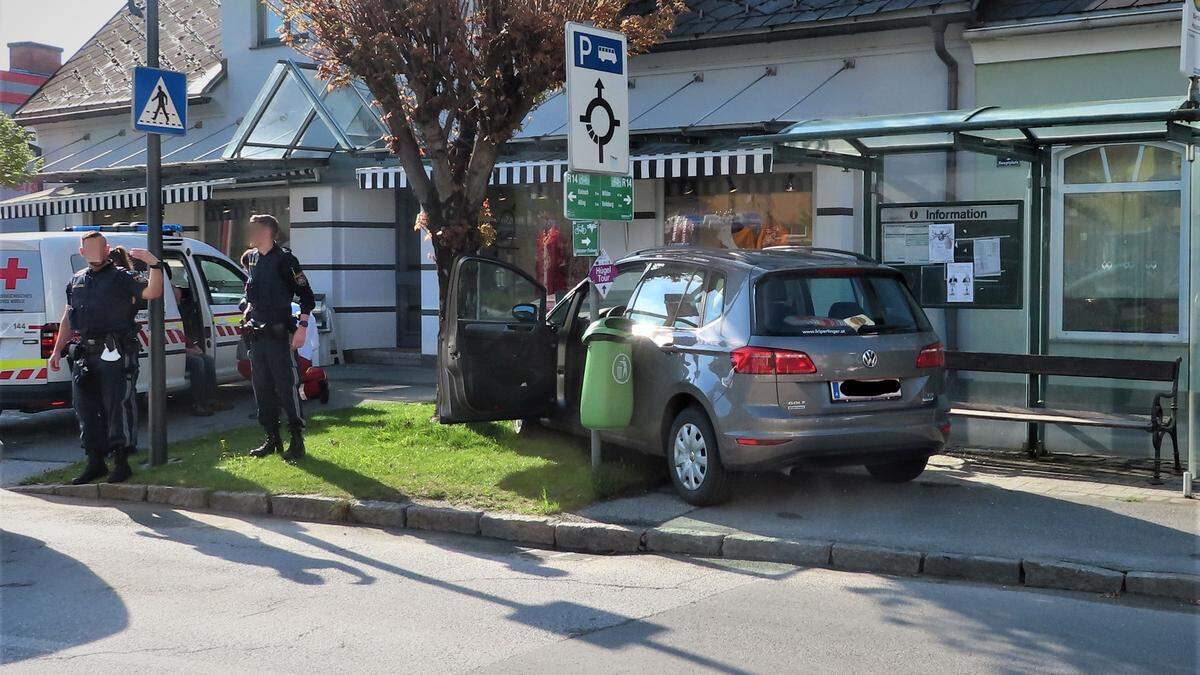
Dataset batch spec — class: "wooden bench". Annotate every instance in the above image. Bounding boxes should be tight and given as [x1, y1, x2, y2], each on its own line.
[945, 351, 1181, 483]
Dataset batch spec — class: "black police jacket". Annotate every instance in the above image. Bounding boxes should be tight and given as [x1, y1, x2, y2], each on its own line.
[240, 245, 316, 325]
[65, 262, 147, 336]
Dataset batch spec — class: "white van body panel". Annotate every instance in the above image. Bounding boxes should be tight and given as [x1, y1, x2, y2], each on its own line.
[0, 231, 247, 412]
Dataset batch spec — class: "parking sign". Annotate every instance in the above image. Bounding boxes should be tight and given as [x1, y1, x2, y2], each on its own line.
[566, 22, 629, 176]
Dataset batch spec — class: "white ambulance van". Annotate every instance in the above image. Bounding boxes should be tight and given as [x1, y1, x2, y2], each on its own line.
[0, 225, 248, 414]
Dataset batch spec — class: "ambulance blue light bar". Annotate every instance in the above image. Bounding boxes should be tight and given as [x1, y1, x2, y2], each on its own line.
[64, 224, 183, 234]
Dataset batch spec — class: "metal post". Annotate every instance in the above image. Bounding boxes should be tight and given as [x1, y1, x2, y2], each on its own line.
[1187, 136, 1198, 497]
[589, 280, 601, 470]
[146, 0, 167, 466]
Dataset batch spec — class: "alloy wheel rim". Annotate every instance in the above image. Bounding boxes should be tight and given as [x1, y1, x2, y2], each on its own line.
[673, 423, 708, 490]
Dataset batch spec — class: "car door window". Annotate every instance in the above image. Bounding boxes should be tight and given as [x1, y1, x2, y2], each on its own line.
[457, 258, 541, 321]
[626, 265, 699, 327]
[672, 272, 706, 328]
[195, 256, 247, 306]
[701, 274, 726, 325]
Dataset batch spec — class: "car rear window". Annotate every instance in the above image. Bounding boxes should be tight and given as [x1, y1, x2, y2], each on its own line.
[754, 271, 931, 336]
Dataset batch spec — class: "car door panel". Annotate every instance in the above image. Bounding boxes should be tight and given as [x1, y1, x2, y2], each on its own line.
[438, 257, 556, 423]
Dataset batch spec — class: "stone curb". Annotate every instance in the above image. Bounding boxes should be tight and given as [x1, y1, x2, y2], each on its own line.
[97, 483, 147, 502]
[1023, 559, 1125, 595]
[833, 543, 923, 577]
[644, 527, 725, 557]
[555, 522, 643, 554]
[9, 484, 1199, 604]
[480, 513, 556, 547]
[146, 486, 211, 509]
[406, 505, 482, 536]
[923, 552, 1021, 586]
[349, 500, 408, 528]
[209, 490, 270, 515]
[271, 495, 350, 522]
[721, 533, 831, 567]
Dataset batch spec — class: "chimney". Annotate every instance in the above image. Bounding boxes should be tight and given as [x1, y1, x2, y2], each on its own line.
[8, 42, 63, 77]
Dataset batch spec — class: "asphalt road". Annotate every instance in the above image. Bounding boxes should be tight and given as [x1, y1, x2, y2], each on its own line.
[2, 491, 1195, 674]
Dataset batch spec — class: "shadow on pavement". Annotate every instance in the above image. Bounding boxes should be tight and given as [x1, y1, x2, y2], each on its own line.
[842, 576, 1197, 672]
[0, 530, 129, 664]
[122, 506, 375, 586]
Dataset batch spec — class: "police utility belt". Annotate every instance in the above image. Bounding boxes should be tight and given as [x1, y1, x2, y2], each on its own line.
[68, 332, 137, 360]
[241, 319, 295, 341]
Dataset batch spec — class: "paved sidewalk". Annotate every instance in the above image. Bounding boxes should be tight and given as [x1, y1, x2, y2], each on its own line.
[580, 452, 1199, 576]
[0, 363, 435, 486]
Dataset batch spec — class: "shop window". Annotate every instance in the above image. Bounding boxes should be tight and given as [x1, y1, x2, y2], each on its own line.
[1053, 143, 1187, 342]
[664, 173, 812, 250]
[204, 196, 291, 256]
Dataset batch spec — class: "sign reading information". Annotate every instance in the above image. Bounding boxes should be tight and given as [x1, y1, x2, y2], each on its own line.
[563, 171, 633, 221]
[1183, 0, 1200, 77]
[572, 221, 600, 256]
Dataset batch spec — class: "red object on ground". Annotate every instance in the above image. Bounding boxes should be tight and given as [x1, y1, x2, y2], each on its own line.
[237, 355, 329, 403]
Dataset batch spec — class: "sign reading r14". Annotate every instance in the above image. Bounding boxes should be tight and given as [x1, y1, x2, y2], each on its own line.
[563, 172, 633, 222]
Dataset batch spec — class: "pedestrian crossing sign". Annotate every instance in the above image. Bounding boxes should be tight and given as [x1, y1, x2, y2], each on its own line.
[132, 66, 187, 135]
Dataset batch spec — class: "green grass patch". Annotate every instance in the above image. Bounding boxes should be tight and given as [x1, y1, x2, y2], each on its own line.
[30, 402, 664, 515]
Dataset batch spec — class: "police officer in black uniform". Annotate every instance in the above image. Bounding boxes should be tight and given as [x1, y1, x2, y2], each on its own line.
[48, 231, 164, 484]
[240, 214, 315, 461]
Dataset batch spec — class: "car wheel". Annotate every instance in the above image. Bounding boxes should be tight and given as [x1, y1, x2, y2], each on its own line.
[865, 455, 928, 483]
[667, 406, 731, 506]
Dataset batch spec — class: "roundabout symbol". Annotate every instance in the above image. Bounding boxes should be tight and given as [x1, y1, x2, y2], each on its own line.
[579, 79, 621, 164]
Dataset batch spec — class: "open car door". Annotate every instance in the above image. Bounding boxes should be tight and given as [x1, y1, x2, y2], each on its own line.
[437, 256, 557, 423]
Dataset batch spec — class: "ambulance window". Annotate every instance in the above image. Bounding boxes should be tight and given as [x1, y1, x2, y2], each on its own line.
[196, 256, 247, 306]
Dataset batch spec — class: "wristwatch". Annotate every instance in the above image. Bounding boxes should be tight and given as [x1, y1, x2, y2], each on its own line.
[298, 320, 309, 328]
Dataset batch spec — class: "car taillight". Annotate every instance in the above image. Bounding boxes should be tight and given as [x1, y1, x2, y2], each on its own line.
[916, 342, 944, 369]
[731, 346, 817, 375]
[36, 324, 58, 359]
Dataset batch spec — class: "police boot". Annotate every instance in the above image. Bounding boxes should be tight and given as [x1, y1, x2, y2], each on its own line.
[71, 451, 109, 485]
[249, 429, 282, 458]
[108, 448, 134, 484]
[282, 427, 306, 462]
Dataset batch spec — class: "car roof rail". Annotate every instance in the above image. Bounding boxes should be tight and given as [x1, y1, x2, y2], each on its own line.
[763, 245, 877, 263]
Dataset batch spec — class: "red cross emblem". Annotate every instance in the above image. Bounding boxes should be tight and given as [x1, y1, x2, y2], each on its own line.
[0, 257, 29, 290]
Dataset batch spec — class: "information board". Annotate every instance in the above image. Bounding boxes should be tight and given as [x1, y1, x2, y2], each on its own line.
[878, 201, 1024, 310]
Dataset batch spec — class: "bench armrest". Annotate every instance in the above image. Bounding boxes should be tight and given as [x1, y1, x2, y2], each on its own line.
[1151, 391, 1177, 430]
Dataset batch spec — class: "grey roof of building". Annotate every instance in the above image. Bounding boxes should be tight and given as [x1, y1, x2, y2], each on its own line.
[14, 0, 223, 121]
[978, 0, 1180, 22]
[654, 0, 965, 39]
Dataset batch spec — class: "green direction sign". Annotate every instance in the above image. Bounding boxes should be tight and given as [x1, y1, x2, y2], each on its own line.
[572, 221, 599, 256]
[563, 171, 633, 222]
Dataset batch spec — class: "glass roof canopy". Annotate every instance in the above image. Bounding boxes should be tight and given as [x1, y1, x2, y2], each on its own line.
[224, 60, 388, 160]
[741, 96, 1200, 169]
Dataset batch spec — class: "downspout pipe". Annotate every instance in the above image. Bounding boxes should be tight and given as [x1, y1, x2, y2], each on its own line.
[932, 19, 961, 357]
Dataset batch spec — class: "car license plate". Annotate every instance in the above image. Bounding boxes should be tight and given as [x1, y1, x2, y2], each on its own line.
[830, 379, 902, 402]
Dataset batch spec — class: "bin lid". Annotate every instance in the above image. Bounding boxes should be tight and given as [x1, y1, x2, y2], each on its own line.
[582, 316, 633, 343]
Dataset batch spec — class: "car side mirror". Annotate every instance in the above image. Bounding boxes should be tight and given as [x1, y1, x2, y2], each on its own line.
[511, 303, 538, 322]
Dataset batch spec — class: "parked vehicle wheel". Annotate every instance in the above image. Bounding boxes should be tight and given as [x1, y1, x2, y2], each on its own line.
[865, 455, 928, 483]
[667, 406, 731, 506]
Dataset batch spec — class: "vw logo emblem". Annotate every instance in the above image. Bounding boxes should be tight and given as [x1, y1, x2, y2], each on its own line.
[862, 350, 879, 368]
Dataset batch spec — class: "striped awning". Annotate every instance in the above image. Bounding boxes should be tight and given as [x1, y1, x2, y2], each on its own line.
[0, 178, 229, 220]
[357, 146, 773, 190]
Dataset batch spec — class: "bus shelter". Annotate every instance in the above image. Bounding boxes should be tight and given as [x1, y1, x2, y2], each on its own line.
[743, 96, 1198, 482]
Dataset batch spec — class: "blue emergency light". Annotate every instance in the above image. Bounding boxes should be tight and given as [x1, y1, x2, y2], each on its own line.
[64, 223, 183, 234]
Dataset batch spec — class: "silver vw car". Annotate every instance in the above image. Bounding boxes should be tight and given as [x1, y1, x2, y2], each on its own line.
[438, 247, 949, 505]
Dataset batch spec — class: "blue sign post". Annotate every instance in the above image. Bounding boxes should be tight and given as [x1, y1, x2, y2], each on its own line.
[132, 66, 187, 136]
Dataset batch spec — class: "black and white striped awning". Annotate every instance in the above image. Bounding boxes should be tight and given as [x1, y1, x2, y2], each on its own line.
[0, 179, 228, 220]
[357, 147, 773, 189]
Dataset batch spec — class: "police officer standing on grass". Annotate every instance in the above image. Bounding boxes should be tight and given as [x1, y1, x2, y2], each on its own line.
[240, 214, 315, 461]
[48, 231, 164, 485]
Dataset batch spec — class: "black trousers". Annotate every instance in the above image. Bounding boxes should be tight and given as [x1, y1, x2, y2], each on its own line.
[71, 348, 139, 456]
[248, 334, 304, 432]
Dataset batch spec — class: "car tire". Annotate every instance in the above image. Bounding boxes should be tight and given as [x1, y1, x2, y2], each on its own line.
[865, 455, 928, 483]
[666, 406, 731, 506]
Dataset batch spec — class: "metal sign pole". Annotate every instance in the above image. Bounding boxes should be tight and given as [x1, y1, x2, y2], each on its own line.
[146, 0, 167, 466]
[589, 279, 601, 470]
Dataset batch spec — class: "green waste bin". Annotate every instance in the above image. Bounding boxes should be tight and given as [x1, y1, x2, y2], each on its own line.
[580, 316, 634, 430]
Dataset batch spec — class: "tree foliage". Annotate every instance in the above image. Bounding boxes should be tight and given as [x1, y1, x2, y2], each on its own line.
[0, 113, 40, 189]
[271, 0, 682, 304]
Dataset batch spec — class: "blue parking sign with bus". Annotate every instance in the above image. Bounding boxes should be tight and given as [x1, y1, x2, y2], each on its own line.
[132, 66, 187, 135]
